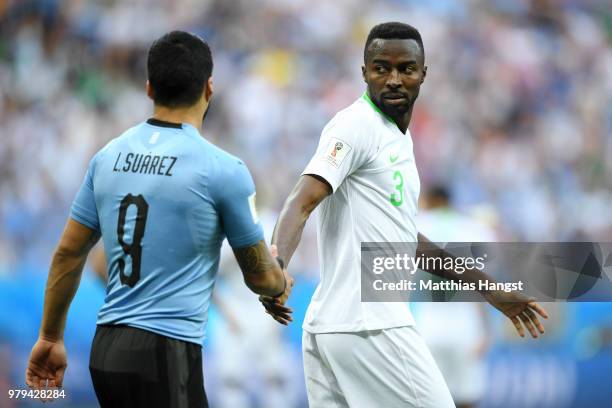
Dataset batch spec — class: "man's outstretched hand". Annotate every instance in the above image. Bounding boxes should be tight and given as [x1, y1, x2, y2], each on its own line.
[259, 244, 294, 325]
[484, 290, 549, 338]
[25, 337, 67, 401]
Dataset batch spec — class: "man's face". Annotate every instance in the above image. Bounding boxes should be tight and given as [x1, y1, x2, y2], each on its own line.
[362, 38, 426, 118]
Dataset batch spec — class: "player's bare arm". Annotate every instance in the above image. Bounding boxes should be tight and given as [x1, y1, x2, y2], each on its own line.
[259, 174, 331, 324]
[26, 218, 100, 392]
[416, 232, 549, 338]
[233, 239, 289, 298]
[272, 174, 331, 265]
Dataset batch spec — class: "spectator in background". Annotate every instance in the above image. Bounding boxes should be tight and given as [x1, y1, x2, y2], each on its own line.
[414, 185, 496, 408]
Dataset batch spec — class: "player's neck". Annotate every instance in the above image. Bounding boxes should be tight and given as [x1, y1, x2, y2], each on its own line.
[389, 107, 412, 134]
[152, 104, 206, 131]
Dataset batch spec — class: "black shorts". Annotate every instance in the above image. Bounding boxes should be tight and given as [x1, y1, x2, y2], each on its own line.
[89, 324, 208, 408]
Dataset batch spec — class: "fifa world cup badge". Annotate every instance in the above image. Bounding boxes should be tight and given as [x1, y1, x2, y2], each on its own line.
[324, 137, 351, 168]
[331, 142, 343, 157]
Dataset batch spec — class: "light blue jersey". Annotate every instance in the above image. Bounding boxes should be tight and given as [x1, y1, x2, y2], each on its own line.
[71, 118, 263, 344]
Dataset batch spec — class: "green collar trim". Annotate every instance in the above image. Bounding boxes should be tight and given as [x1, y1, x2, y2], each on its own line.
[362, 91, 394, 123]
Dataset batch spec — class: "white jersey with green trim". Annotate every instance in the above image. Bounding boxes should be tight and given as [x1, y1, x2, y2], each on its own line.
[301, 93, 420, 333]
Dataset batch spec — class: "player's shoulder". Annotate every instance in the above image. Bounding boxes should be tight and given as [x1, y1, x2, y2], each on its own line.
[89, 123, 142, 165]
[200, 139, 250, 181]
[100, 121, 147, 150]
[203, 142, 253, 199]
[325, 95, 380, 134]
[199, 138, 245, 168]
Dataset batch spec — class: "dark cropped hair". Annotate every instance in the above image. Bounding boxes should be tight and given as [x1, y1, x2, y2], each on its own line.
[364, 22, 424, 62]
[147, 31, 213, 107]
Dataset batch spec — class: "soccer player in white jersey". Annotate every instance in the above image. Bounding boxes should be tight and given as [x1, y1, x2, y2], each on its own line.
[261, 22, 549, 407]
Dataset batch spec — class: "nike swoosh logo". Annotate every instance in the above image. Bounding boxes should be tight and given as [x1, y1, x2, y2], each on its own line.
[389, 154, 399, 163]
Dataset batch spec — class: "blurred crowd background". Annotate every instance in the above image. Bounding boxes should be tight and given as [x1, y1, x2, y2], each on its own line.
[0, 0, 611, 407]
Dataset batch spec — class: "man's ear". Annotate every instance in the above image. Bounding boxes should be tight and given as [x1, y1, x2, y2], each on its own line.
[146, 80, 154, 100]
[205, 77, 214, 102]
[421, 66, 427, 84]
[361, 65, 366, 83]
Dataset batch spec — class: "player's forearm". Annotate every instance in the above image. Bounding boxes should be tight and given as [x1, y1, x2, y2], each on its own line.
[244, 274, 285, 297]
[416, 232, 497, 293]
[234, 240, 285, 296]
[241, 252, 285, 296]
[272, 198, 311, 267]
[272, 174, 330, 266]
[39, 248, 88, 341]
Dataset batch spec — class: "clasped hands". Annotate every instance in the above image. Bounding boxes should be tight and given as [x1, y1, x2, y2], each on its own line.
[259, 245, 294, 325]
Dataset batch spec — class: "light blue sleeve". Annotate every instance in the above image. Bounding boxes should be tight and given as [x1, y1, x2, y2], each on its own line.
[70, 156, 100, 231]
[211, 158, 264, 249]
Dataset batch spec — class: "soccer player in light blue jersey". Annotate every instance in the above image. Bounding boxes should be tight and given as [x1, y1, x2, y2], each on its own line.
[25, 31, 291, 408]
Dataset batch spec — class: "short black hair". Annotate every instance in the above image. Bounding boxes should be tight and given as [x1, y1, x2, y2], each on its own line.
[364, 22, 424, 63]
[147, 31, 213, 108]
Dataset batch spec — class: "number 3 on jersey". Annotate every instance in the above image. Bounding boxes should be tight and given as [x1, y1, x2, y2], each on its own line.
[117, 194, 149, 287]
[389, 171, 404, 206]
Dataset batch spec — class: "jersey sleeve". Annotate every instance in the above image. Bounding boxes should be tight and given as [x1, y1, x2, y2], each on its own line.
[302, 114, 375, 192]
[70, 155, 100, 231]
[211, 158, 264, 249]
